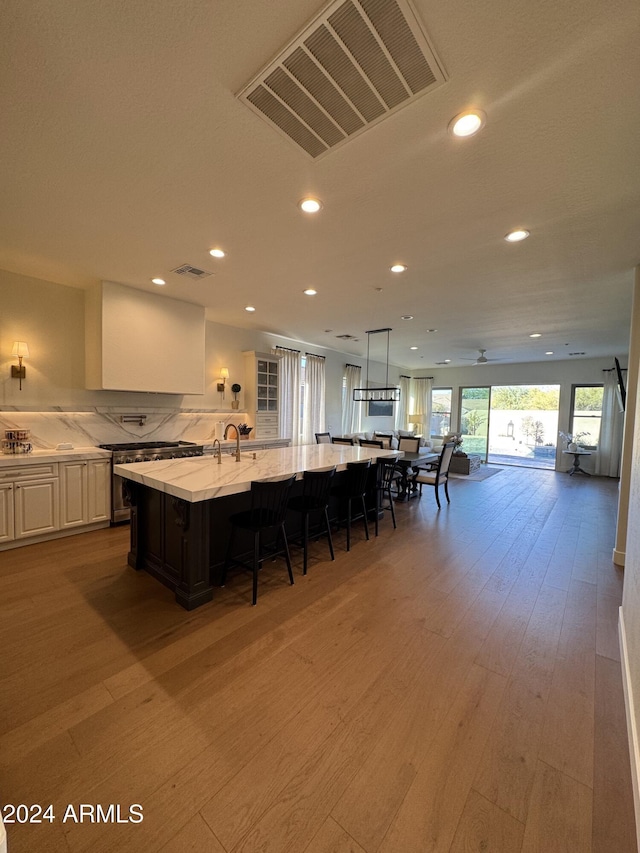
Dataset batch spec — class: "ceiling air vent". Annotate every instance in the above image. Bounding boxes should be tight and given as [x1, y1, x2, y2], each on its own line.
[172, 264, 214, 280]
[336, 333, 357, 340]
[238, 0, 447, 159]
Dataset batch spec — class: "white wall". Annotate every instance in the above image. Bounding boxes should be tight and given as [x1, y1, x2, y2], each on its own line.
[426, 358, 619, 472]
[0, 267, 623, 448]
[620, 270, 640, 835]
[0, 269, 391, 432]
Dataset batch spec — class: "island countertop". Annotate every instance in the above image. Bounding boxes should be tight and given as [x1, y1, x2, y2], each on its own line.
[114, 443, 399, 503]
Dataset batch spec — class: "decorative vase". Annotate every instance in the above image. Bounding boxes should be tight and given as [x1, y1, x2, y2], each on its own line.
[568, 442, 578, 451]
[231, 400, 239, 410]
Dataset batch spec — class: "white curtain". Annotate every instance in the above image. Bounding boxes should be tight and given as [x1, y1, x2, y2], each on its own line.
[595, 371, 624, 477]
[342, 364, 362, 436]
[410, 377, 433, 435]
[276, 347, 302, 446]
[394, 376, 411, 431]
[302, 354, 326, 445]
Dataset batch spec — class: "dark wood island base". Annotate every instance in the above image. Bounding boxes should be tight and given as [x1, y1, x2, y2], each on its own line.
[117, 445, 399, 610]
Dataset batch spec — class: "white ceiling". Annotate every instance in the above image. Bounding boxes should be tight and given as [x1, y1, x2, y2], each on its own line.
[2, 0, 639, 370]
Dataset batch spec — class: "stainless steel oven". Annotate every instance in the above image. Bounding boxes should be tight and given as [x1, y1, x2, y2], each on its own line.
[98, 441, 204, 523]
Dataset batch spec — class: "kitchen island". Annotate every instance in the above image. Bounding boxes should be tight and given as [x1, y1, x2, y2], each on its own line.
[115, 444, 397, 609]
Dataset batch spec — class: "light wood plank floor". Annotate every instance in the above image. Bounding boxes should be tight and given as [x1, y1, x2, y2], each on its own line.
[0, 466, 635, 852]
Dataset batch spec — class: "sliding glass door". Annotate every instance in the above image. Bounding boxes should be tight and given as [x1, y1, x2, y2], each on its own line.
[458, 384, 561, 468]
[488, 385, 560, 468]
[459, 387, 490, 461]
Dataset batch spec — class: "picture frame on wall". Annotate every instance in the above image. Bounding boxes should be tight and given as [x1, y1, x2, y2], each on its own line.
[368, 400, 394, 417]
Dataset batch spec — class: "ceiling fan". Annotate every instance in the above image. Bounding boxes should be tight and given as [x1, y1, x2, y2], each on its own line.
[461, 348, 503, 365]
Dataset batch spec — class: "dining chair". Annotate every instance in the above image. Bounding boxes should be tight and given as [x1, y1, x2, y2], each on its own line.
[373, 432, 393, 448]
[222, 474, 296, 605]
[287, 466, 336, 574]
[359, 438, 384, 448]
[414, 441, 456, 509]
[375, 455, 400, 535]
[332, 436, 355, 445]
[397, 436, 421, 453]
[315, 432, 332, 444]
[330, 459, 371, 551]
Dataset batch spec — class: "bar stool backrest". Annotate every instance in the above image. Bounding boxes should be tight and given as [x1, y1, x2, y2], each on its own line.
[332, 436, 355, 445]
[377, 455, 399, 489]
[343, 459, 371, 497]
[249, 475, 297, 529]
[301, 466, 336, 508]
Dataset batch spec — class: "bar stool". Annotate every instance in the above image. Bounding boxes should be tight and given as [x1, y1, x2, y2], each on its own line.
[222, 474, 296, 605]
[287, 466, 336, 574]
[331, 459, 371, 551]
[375, 455, 400, 536]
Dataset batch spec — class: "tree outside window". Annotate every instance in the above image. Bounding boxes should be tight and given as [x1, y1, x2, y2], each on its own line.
[431, 388, 452, 435]
[571, 385, 603, 449]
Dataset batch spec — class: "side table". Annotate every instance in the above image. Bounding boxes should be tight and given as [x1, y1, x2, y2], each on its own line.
[562, 449, 591, 476]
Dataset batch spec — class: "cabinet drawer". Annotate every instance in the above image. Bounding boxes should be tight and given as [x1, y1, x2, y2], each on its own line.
[0, 463, 58, 481]
[256, 414, 279, 425]
[258, 427, 280, 438]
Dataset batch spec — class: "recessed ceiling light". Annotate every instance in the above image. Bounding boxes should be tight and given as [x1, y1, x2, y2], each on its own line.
[151, 278, 166, 285]
[529, 333, 542, 338]
[209, 248, 225, 258]
[245, 305, 256, 312]
[444, 359, 451, 363]
[401, 315, 413, 320]
[303, 288, 317, 296]
[410, 346, 418, 350]
[449, 110, 486, 138]
[390, 264, 407, 273]
[504, 229, 530, 242]
[299, 197, 322, 213]
[546, 351, 554, 355]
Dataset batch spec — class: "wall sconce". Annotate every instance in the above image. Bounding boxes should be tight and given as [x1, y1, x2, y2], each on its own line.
[11, 341, 29, 391]
[217, 367, 229, 395]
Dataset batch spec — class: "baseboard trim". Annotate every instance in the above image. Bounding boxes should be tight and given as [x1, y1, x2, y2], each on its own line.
[619, 607, 640, 852]
[614, 547, 627, 566]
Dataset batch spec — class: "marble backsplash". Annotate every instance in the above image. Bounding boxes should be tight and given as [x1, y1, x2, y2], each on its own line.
[0, 408, 251, 449]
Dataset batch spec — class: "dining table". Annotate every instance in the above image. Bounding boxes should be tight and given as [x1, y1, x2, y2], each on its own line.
[395, 450, 439, 500]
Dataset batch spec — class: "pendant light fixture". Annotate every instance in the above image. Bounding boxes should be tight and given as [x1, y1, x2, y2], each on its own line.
[353, 328, 401, 402]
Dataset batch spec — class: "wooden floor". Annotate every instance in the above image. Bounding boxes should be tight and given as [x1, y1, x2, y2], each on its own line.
[0, 466, 636, 852]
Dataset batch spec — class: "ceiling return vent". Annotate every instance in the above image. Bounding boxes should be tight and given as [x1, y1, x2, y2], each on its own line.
[172, 264, 214, 280]
[238, 0, 447, 158]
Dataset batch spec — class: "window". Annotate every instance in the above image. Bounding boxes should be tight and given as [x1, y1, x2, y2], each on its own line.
[431, 388, 452, 436]
[570, 385, 604, 449]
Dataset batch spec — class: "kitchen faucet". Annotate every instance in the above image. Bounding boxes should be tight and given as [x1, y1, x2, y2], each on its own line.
[224, 423, 241, 462]
[212, 438, 222, 464]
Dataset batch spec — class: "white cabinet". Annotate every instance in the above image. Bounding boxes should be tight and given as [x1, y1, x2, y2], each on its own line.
[60, 460, 88, 528]
[0, 455, 110, 550]
[0, 483, 14, 543]
[0, 463, 59, 542]
[88, 458, 110, 523]
[60, 459, 111, 528]
[14, 477, 59, 539]
[243, 351, 281, 438]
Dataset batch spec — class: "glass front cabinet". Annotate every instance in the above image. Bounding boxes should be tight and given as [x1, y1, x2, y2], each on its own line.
[243, 351, 280, 438]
